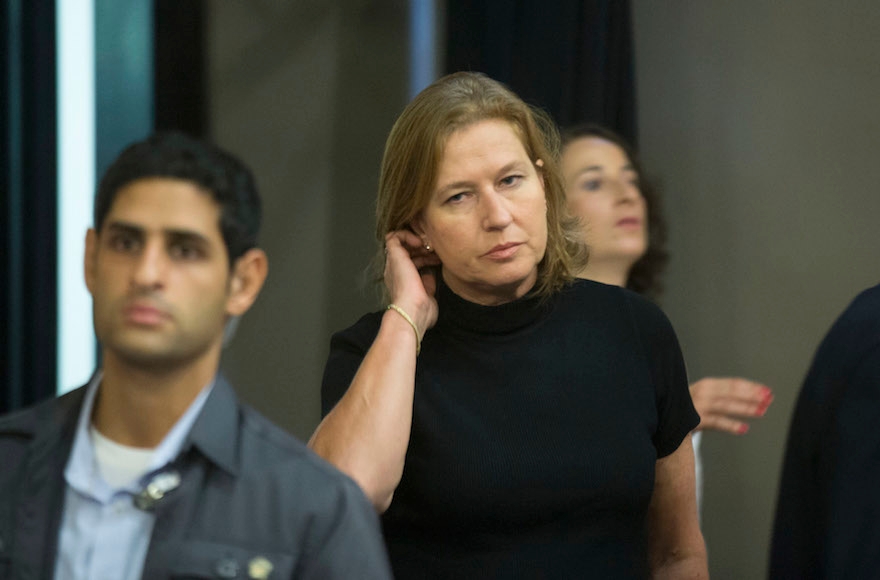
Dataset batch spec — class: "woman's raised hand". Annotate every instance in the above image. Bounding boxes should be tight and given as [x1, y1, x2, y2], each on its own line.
[384, 230, 442, 336]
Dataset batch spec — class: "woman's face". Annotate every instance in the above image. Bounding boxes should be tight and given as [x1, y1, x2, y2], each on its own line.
[561, 137, 647, 273]
[413, 119, 547, 306]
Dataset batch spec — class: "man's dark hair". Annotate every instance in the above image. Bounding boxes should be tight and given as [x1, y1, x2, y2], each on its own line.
[95, 131, 262, 263]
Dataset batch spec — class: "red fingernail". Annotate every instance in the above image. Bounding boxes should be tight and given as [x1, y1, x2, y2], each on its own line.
[737, 424, 750, 435]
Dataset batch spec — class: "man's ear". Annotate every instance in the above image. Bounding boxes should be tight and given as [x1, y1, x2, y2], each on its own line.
[84, 228, 98, 295]
[226, 248, 269, 317]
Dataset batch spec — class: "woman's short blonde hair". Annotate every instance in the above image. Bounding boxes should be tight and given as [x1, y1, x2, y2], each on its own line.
[375, 71, 587, 298]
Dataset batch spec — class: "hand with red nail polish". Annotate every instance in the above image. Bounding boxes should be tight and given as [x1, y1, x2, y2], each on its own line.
[689, 377, 774, 435]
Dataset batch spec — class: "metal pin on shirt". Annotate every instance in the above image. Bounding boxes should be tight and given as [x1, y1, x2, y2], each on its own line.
[134, 470, 181, 511]
[248, 556, 274, 579]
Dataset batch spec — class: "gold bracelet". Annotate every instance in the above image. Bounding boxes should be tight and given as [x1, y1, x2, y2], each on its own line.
[386, 303, 421, 355]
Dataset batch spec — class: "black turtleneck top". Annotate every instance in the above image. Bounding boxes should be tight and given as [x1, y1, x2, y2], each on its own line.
[321, 278, 698, 579]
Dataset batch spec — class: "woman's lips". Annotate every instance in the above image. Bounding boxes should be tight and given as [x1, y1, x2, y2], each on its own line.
[616, 217, 642, 228]
[483, 242, 522, 260]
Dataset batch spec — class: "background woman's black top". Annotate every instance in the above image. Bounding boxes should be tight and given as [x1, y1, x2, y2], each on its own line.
[322, 278, 698, 579]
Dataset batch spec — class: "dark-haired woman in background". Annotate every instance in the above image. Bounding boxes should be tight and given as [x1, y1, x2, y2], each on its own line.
[560, 124, 775, 509]
[309, 73, 707, 579]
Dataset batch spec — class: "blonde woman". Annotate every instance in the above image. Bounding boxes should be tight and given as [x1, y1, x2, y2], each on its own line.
[310, 73, 707, 579]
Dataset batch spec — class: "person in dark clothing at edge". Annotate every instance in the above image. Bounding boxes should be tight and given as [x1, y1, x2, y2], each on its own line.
[770, 283, 880, 579]
[309, 72, 708, 579]
[0, 132, 392, 580]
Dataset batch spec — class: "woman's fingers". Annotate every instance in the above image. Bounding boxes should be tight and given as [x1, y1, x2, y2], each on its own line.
[698, 414, 752, 435]
[383, 230, 440, 331]
[384, 235, 421, 291]
[690, 377, 774, 434]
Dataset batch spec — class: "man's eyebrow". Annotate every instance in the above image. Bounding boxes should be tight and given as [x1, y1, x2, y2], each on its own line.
[104, 221, 144, 234]
[165, 230, 211, 246]
[104, 221, 211, 245]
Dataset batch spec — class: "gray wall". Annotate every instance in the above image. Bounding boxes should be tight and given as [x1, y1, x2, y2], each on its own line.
[633, 2, 880, 577]
[209, 1, 880, 576]
[207, 1, 410, 441]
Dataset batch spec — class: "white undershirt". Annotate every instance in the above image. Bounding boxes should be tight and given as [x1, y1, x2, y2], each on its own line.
[89, 425, 156, 489]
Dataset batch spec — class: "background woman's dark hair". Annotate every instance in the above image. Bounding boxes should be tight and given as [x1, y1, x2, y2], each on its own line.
[560, 124, 668, 300]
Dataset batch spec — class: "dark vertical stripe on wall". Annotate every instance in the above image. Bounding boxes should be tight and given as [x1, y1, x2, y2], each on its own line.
[1, 0, 58, 414]
[445, 0, 637, 145]
[154, 0, 207, 137]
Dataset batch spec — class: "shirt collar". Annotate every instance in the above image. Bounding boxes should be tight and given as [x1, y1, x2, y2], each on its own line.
[64, 371, 215, 501]
[179, 374, 240, 477]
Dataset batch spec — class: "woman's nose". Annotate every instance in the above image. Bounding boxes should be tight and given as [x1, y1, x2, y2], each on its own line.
[613, 179, 640, 203]
[481, 190, 514, 230]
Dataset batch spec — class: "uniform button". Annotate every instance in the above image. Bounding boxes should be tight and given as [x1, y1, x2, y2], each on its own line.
[215, 558, 239, 578]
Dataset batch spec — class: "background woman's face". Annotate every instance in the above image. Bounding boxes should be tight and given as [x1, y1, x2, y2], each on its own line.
[414, 119, 548, 306]
[561, 137, 647, 272]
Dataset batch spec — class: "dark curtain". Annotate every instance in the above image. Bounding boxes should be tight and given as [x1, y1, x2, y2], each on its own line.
[155, 0, 207, 137]
[445, 0, 637, 145]
[1, 0, 58, 414]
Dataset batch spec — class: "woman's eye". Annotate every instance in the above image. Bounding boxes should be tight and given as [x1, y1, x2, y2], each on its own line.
[582, 179, 602, 192]
[499, 174, 522, 187]
[446, 192, 468, 204]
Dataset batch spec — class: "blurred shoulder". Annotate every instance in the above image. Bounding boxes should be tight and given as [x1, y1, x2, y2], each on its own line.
[840, 283, 880, 323]
[0, 387, 85, 437]
[236, 403, 368, 500]
[818, 283, 880, 359]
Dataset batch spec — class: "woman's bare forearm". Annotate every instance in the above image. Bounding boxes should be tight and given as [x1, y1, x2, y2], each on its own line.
[309, 310, 419, 512]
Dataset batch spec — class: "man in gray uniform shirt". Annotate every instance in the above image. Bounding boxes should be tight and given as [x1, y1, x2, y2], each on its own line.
[0, 132, 392, 580]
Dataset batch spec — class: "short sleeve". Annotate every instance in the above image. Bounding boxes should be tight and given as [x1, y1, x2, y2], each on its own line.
[625, 292, 699, 458]
[320, 312, 383, 417]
